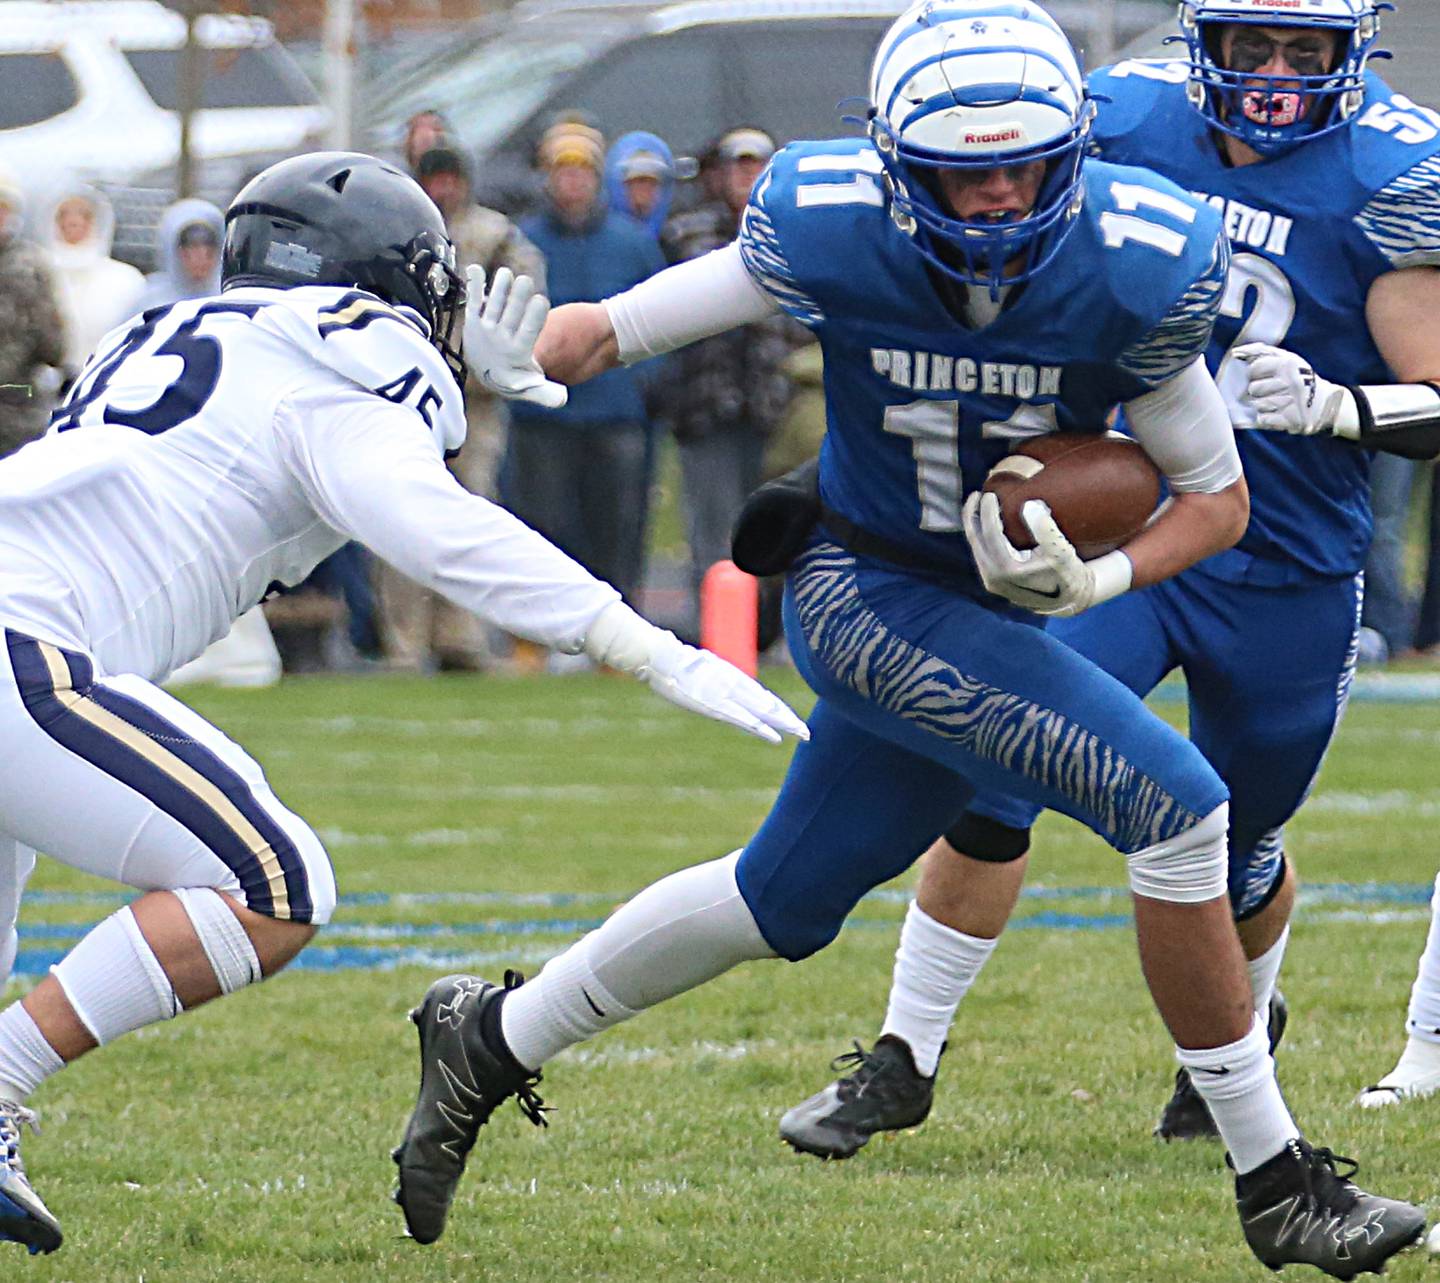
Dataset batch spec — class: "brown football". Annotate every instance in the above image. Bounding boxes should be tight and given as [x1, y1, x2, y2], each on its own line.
[982, 434, 1162, 559]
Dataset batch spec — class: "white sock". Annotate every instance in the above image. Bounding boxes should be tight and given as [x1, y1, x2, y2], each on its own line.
[0, 1004, 64, 1103]
[51, 905, 180, 1046]
[1406, 871, 1440, 1040]
[502, 852, 775, 1070]
[881, 902, 997, 1076]
[1379, 1034, 1440, 1084]
[1246, 925, 1289, 1020]
[1176, 1014, 1298, 1174]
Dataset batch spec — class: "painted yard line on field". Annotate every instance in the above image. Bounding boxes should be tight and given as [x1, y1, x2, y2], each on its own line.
[21, 880, 1437, 910]
[1152, 672, 1440, 703]
[217, 713, 674, 738]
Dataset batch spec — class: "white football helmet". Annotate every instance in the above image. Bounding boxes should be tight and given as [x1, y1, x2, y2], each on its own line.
[868, 0, 1094, 293]
[1177, 0, 1385, 155]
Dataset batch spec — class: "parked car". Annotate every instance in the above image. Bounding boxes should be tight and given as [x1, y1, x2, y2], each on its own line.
[0, 0, 329, 266]
[362, 0, 1171, 216]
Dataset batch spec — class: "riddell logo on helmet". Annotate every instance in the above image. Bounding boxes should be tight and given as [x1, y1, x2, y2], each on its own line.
[1251, 0, 1303, 7]
[963, 127, 1023, 144]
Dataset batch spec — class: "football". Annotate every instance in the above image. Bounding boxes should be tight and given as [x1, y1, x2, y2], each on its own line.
[982, 433, 1162, 559]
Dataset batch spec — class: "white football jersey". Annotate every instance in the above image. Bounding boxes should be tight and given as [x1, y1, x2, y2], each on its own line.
[0, 285, 617, 681]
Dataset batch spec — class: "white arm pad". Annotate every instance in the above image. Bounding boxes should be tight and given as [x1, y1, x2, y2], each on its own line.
[1123, 358, 1243, 494]
[604, 241, 781, 364]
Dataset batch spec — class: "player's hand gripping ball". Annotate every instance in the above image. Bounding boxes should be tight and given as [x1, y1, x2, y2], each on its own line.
[982, 434, 1162, 559]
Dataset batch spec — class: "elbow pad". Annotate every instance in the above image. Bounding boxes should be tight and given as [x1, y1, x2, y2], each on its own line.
[1345, 382, 1440, 460]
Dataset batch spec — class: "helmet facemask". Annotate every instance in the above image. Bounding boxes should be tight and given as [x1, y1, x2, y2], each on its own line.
[870, 101, 1094, 298]
[1177, 0, 1384, 156]
[400, 231, 468, 390]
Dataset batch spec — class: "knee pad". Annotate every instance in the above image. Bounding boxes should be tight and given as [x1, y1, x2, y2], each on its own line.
[1126, 804, 1228, 903]
[1232, 834, 1287, 922]
[944, 813, 1031, 863]
[173, 888, 263, 995]
[53, 905, 181, 1044]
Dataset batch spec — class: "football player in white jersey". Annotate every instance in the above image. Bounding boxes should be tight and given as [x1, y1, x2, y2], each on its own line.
[0, 151, 806, 1256]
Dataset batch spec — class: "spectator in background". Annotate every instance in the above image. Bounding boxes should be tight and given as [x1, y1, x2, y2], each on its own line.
[1413, 468, 1440, 657]
[137, 198, 223, 313]
[377, 145, 548, 672]
[45, 184, 144, 380]
[660, 127, 801, 627]
[0, 169, 65, 459]
[134, 196, 281, 689]
[507, 122, 665, 639]
[1359, 456, 1419, 663]
[605, 131, 676, 238]
[402, 109, 452, 176]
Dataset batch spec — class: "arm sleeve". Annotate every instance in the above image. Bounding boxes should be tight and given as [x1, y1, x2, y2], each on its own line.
[603, 241, 781, 363]
[1122, 356, 1243, 494]
[1354, 154, 1440, 270]
[275, 382, 619, 649]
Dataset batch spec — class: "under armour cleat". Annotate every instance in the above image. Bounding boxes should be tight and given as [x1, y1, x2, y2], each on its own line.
[1356, 1035, 1440, 1109]
[0, 1100, 61, 1255]
[392, 971, 547, 1246]
[1236, 1138, 1425, 1278]
[780, 1035, 938, 1160]
[1157, 990, 1289, 1141]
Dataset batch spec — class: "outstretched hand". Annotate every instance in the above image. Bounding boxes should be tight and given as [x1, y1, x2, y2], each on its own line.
[641, 633, 810, 744]
[463, 266, 568, 408]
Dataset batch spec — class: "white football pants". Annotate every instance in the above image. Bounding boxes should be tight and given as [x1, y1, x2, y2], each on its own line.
[0, 626, 335, 936]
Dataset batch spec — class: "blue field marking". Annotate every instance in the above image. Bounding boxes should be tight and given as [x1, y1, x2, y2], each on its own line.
[6, 881, 1434, 978]
[20, 881, 1435, 910]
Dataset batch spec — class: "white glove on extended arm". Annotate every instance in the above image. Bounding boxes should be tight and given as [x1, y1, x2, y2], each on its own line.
[1234, 342, 1358, 439]
[463, 265, 569, 408]
[962, 492, 1132, 618]
[582, 602, 809, 744]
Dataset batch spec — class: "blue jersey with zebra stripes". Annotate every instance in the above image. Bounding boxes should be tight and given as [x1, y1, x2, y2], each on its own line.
[737, 139, 1226, 598]
[1091, 62, 1440, 580]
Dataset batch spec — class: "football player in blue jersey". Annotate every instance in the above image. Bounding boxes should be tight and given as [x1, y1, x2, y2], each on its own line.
[392, 2, 1426, 1272]
[778, 0, 1440, 1173]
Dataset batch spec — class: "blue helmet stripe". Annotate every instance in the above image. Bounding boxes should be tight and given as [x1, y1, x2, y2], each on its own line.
[883, 44, 1080, 120]
[875, 2, 1064, 68]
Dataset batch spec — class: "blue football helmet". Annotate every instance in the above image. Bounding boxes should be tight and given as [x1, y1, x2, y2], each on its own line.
[867, 0, 1095, 295]
[1177, 0, 1386, 156]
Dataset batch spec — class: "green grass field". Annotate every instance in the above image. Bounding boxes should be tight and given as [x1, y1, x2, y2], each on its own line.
[5, 671, 1440, 1282]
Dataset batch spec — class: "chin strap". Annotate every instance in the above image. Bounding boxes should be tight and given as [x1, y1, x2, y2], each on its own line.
[1339, 382, 1440, 460]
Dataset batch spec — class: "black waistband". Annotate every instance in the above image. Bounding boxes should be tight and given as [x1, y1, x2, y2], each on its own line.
[817, 503, 965, 578]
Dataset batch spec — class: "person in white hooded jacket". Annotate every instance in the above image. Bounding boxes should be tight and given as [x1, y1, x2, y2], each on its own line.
[45, 183, 144, 378]
[136, 197, 223, 314]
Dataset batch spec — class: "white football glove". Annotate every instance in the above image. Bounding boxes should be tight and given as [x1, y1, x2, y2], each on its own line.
[1234, 342, 1355, 437]
[582, 602, 809, 744]
[463, 265, 568, 408]
[962, 492, 1131, 618]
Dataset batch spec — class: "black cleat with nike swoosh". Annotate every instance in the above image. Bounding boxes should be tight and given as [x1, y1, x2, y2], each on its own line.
[1236, 1138, 1425, 1278]
[392, 971, 548, 1245]
[1157, 991, 1288, 1141]
[780, 1036, 938, 1160]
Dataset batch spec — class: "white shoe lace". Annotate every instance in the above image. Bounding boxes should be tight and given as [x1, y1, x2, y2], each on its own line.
[0, 1099, 40, 1176]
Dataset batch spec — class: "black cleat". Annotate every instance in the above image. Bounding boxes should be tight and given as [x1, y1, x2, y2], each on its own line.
[0, 1101, 62, 1256]
[1157, 991, 1289, 1142]
[392, 971, 547, 1245]
[780, 1035, 938, 1160]
[1236, 1138, 1425, 1278]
